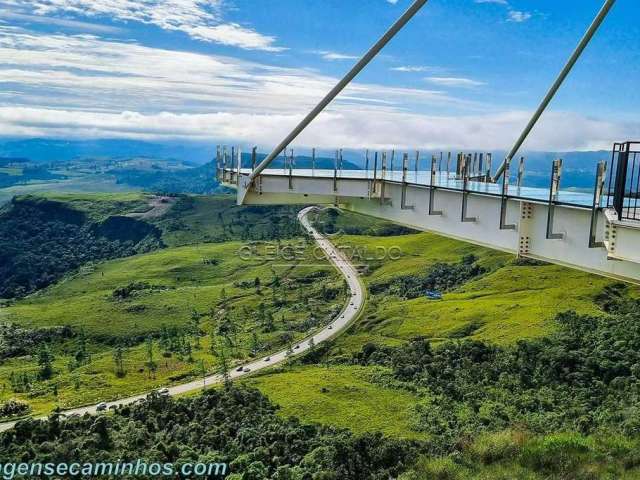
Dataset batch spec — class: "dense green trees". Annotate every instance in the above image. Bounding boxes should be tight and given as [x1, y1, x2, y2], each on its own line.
[1, 387, 416, 479]
[370, 254, 486, 299]
[0, 197, 162, 298]
[353, 292, 640, 452]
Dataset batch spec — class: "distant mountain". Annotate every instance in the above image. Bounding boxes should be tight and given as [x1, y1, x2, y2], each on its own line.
[0, 138, 616, 190]
[0, 139, 217, 164]
[338, 148, 613, 189]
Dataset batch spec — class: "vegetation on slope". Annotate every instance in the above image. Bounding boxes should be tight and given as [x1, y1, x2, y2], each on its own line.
[245, 365, 425, 440]
[156, 195, 306, 247]
[0, 236, 345, 415]
[112, 160, 222, 194]
[1, 386, 417, 480]
[0, 194, 162, 299]
[330, 232, 617, 348]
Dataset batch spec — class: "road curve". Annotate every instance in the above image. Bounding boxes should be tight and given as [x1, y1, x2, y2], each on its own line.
[0, 206, 365, 432]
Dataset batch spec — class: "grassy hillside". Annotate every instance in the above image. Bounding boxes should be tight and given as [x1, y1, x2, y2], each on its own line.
[2, 240, 336, 338]
[0, 193, 351, 417]
[0, 237, 344, 415]
[157, 195, 305, 246]
[0, 193, 162, 298]
[247, 211, 638, 457]
[329, 231, 618, 349]
[245, 365, 425, 440]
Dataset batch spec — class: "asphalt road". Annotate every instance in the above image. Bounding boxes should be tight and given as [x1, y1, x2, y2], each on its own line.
[0, 206, 365, 432]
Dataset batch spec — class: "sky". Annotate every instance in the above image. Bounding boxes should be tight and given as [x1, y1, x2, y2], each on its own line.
[0, 0, 639, 152]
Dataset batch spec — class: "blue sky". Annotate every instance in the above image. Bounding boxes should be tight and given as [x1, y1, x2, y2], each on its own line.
[0, 0, 638, 151]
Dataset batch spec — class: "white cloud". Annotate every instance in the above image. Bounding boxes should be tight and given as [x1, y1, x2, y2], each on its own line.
[0, 10, 122, 33]
[1, 107, 635, 153]
[386, 0, 399, 4]
[315, 51, 359, 61]
[0, 28, 633, 151]
[5, 0, 285, 51]
[508, 10, 533, 23]
[391, 66, 431, 72]
[425, 77, 485, 88]
[0, 28, 474, 116]
[474, 0, 533, 24]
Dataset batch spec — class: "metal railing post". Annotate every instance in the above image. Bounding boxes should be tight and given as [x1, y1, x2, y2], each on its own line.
[486, 153, 493, 181]
[372, 151, 379, 193]
[401, 153, 412, 209]
[499, 158, 516, 230]
[222, 146, 228, 182]
[517, 157, 525, 190]
[216, 145, 221, 182]
[380, 152, 387, 205]
[251, 146, 257, 171]
[589, 161, 607, 248]
[546, 159, 565, 239]
[365, 149, 370, 176]
[461, 156, 476, 222]
[288, 149, 294, 190]
[333, 150, 338, 192]
[613, 143, 630, 220]
[429, 155, 442, 216]
[236, 147, 242, 187]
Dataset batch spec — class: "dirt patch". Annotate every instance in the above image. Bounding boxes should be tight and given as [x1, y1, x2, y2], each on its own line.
[127, 196, 176, 219]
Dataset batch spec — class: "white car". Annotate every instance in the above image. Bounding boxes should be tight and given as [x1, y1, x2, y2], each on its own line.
[243, 367, 251, 373]
[96, 403, 107, 412]
[159, 388, 169, 396]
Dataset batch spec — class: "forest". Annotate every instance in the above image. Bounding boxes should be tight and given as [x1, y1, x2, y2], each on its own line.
[0, 196, 162, 299]
[1, 387, 416, 480]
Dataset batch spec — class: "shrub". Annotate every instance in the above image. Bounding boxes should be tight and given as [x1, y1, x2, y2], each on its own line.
[520, 432, 591, 475]
[400, 457, 466, 480]
[468, 430, 524, 465]
[0, 399, 30, 419]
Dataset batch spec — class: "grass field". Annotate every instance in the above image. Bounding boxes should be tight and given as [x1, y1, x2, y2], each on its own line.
[157, 195, 303, 247]
[0, 230, 344, 416]
[0, 167, 22, 176]
[36, 192, 152, 220]
[327, 231, 624, 349]
[228, 210, 638, 442]
[0, 174, 139, 206]
[245, 365, 426, 440]
[2, 240, 338, 337]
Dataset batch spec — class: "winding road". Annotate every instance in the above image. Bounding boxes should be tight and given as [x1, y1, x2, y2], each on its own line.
[0, 206, 365, 432]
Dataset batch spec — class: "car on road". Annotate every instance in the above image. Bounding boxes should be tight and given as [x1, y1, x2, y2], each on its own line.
[243, 367, 251, 373]
[159, 388, 169, 396]
[294, 344, 300, 349]
[236, 366, 244, 372]
[96, 403, 107, 412]
[328, 325, 333, 330]
[264, 357, 270, 362]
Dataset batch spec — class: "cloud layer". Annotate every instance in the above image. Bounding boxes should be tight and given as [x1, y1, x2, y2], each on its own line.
[5, 0, 284, 51]
[0, 26, 637, 151]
